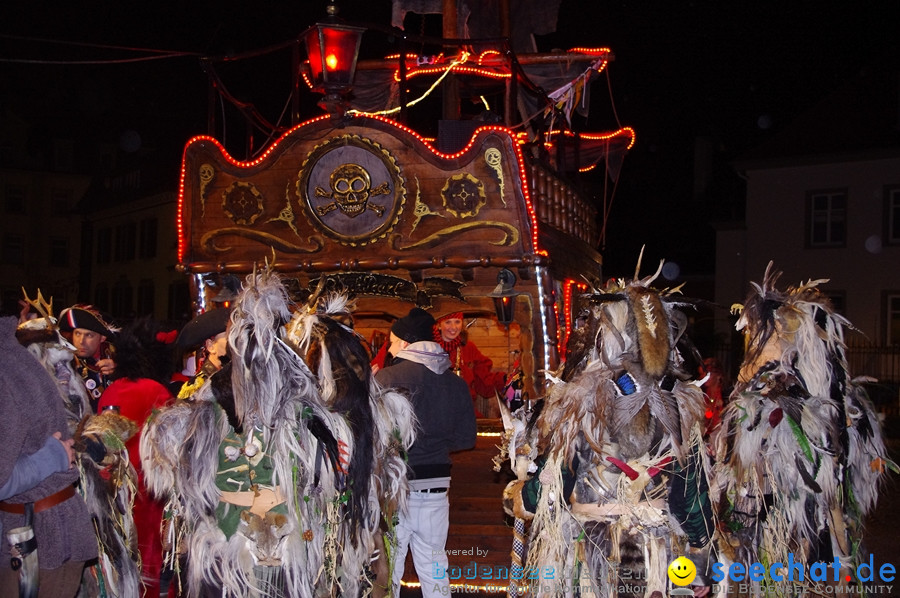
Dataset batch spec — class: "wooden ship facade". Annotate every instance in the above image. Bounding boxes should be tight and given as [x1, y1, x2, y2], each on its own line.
[175, 8, 634, 408]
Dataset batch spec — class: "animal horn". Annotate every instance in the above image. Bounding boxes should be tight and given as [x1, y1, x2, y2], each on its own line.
[642, 259, 665, 286]
[633, 245, 646, 280]
[21, 287, 54, 323]
[307, 276, 327, 313]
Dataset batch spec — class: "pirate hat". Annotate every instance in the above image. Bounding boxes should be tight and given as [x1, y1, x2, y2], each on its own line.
[59, 305, 118, 337]
[436, 311, 464, 322]
[176, 308, 232, 349]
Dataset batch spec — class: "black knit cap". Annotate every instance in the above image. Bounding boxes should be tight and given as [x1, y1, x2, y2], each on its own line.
[176, 307, 232, 349]
[391, 307, 435, 343]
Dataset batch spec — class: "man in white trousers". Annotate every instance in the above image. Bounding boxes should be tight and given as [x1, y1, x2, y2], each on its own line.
[375, 307, 477, 597]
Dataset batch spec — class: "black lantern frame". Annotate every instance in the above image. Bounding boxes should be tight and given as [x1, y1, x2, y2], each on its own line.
[302, 3, 365, 117]
[489, 268, 521, 326]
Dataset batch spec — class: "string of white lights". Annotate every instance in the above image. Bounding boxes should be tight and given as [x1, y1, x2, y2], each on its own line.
[348, 52, 471, 117]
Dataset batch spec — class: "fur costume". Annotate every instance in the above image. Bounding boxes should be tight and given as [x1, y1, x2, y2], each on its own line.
[98, 318, 175, 598]
[713, 263, 892, 593]
[500, 260, 714, 598]
[140, 269, 415, 598]
[16, 290, 141, 598]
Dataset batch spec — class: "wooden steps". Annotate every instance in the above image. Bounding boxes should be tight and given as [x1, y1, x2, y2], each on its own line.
[400, 426, 520, 594]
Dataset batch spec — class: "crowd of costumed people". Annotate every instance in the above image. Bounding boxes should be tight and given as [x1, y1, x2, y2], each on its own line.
[1, 258, 895, 598]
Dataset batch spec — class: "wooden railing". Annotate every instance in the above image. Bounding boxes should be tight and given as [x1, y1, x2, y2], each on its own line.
[526, 161, 599, 248]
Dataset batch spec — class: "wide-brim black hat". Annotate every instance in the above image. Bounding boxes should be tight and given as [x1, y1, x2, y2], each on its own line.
[176, 308, 232, 349]
[59, 305, 118, 337]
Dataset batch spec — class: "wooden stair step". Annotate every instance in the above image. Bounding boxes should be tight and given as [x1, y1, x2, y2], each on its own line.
[400, 428, 520, 591]
[450, 486, 507, 497]
[451, 498, 508, 522]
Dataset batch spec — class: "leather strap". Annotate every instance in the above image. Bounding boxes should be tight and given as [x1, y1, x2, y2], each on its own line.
[0, 484, 76, 515]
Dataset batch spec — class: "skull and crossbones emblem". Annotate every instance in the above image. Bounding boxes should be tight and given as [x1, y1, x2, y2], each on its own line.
[314, 163, 389, 218]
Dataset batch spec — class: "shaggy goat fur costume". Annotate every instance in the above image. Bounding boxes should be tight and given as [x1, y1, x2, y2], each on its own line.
[713, 263, 892, 594]
[141, 269, 415, 597]
[500, 260, 714, 598]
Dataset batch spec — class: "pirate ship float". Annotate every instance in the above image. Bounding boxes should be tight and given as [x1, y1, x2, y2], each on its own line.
[175, 1, 634, 411]
[173, 2, 636, 590]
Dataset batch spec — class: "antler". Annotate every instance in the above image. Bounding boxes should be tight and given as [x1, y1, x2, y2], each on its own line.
[633, 245, 646, 280]
[306, 276, 327, 314]
[21, 287, 54, 322]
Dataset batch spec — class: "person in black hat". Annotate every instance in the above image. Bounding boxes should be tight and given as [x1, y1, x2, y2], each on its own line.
[374, 307, 476, 597]
[175, 307, 232, 399]
[59, 305, 118, 412]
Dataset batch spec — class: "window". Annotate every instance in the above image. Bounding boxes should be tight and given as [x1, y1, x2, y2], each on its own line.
[2, 235, 24, 265]
[111, 278, 133, 318]
[4, 185, 25, 214]
[94, 284, 109, 312]
[885, 185, 900, 245]
[50, 188, 73, 213]
[138, 218, 158, 259]
[49, 237, 69, 267]
[109, 170, 141, 192]
[114, 222, 136, 262]
[888, 293, 900, 345]
[96, 227, 112, 264]
[137, 279, 155, 315]
[52, 139, 74, 171]
[168, 280, 191, 322]
[807, 189, 846, 247]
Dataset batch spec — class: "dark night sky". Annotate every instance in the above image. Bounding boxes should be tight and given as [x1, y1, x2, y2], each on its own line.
[2, 1, 897, 279]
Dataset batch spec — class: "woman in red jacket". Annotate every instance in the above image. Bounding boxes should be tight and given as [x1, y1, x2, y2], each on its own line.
[433, 312, 506, 417]
[97, 318, 175, 597]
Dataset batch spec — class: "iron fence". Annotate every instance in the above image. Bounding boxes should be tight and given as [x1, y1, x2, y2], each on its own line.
[709, 340, 900, 413]
[845, 340, 900, 386]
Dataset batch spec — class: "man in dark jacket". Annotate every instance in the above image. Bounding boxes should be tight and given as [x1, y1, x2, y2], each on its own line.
[0, 316, 98, 597]
[375, 307, 476, 598]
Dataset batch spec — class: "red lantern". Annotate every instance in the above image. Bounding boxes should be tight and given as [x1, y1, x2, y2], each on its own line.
[302, 3, 365, 115]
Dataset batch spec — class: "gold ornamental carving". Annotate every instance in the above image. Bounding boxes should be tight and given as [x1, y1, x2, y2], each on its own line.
[296, 135, 405, 247]
[222, 181, 264, 225]
[201, 228, 324, 254]
[314, 164, 390, 217]
[391, 221, 519, 251]
[410, 176, 445, 233]
[198, 163, 216, 216]
[484, 148, 506, 207]
[441, 173, 486, 218]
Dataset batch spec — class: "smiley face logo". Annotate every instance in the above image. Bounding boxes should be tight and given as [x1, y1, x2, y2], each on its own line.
[667, 556, 697, 586]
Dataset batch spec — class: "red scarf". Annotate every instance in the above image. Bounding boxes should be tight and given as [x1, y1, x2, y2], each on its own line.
[433, 328, 464, 352]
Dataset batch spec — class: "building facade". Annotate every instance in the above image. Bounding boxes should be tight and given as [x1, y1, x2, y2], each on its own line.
[0, 167, 90, 314]
[715, 61, 900, 391]
[84, 189, 189, 325]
